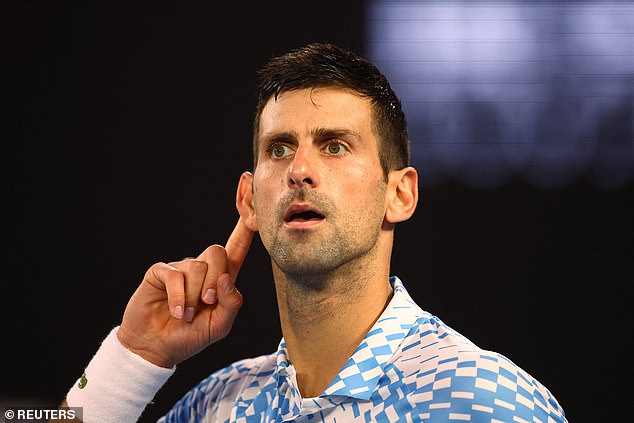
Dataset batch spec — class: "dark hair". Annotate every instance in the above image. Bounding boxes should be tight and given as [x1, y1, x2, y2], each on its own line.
[253, 43, 409, 176]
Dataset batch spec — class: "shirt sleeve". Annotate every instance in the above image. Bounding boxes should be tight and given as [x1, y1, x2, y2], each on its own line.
[158, 365, 238, 423]
[414, 349, 568, 423]
[158, 355, 275, 423]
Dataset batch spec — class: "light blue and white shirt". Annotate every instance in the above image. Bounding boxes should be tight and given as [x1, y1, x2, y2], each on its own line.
[159, 277, 567, 422]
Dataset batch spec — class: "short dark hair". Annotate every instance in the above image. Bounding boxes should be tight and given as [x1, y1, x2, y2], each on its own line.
[253, 43, 409, 177]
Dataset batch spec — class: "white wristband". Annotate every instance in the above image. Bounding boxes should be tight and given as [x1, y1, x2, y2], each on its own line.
[66, 326, 176, 423]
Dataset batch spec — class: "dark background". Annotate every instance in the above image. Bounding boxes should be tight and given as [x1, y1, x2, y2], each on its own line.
[2, 2, 632, 422]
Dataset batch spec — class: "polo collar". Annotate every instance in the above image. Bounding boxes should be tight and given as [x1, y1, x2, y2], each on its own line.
[275, 276, 424, 403]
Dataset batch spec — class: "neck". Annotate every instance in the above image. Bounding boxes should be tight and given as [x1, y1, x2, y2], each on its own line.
[272, 238, 393, 398]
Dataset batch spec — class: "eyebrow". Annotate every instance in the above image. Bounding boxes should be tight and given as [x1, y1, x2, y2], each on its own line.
[260, 127, 361, 146]
[311, 127, 362, 142]
[259, 131, 299, 150]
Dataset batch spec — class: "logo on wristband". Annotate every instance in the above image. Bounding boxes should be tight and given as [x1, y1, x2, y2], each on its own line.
[78, 372, 88, 389]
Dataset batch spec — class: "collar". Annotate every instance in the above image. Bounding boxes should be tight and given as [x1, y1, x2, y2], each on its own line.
[274, 276, 424, 402]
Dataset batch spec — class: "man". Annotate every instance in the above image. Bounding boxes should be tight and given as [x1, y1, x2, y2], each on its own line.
[61, 43, 567, 422]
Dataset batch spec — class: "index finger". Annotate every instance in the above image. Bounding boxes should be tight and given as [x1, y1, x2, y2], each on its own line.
[225, 217, 255, 279]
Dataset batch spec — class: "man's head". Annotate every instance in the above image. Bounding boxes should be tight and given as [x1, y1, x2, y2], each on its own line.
[237, 43, 418, 288]
[252, 43, 409, 178]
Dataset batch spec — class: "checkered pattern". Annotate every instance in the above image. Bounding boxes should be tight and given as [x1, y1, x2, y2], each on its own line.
[159, 277, 567, 422]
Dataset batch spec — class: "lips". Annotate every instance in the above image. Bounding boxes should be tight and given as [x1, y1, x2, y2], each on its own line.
[284, 203, 325, 228]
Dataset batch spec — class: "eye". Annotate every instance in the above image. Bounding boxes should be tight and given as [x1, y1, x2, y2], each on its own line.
[270, 143, 293, 159]
[325, 141, 348, 156]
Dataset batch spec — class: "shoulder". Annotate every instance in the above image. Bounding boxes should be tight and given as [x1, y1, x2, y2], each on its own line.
[394, 315, 567, 422]
[433, 349, 566, 422]
[159, 353, 277, 423]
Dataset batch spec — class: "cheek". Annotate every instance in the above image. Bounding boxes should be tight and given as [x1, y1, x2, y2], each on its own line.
[252, 177, 278, 227]
[254, 164, 286, 191]
[347, 174, 388, 218]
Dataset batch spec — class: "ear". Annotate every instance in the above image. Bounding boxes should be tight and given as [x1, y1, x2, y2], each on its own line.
[236, 171, 258, 231]
[385, 167, 419, 223]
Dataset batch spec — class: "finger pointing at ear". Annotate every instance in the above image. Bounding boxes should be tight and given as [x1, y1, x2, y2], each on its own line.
[225, 217, 255, 280]
[198, 218, 254, 305]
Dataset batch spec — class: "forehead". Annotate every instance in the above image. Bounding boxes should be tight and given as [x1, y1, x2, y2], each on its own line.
[258, 87, 375, 143]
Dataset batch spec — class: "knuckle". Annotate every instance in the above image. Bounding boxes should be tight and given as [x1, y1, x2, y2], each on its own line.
[163, 267, 184, 284]
[169, 290, 185, 301]
[144, 261, 168, 280]
[148, 261, 167, 273]
[186, 259, 208, 272]
[203, 244, 228, 260]
[167, 293, 185, 309]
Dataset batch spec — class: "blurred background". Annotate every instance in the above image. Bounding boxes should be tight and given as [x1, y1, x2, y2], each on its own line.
[3, 1, 632, 422]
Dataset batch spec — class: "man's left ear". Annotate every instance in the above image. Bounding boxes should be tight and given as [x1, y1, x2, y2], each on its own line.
[385, 167, 419, 223]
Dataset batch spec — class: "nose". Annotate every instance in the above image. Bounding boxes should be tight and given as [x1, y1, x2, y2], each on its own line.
[287, 145, 318, 188]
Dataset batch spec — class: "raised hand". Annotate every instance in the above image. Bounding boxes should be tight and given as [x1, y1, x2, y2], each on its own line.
[117, 218, 255, 368]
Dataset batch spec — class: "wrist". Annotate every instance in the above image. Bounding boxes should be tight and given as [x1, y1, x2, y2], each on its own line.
[66, 326, 175, 423]
[116, 325, 175, 368]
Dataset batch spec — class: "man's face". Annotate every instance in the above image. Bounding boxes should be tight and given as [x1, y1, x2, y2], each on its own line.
[251, 87, 389, 281]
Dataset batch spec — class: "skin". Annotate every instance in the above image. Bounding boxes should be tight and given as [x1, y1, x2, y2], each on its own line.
[62, 86, 418, 416]
[253, 87, 391, 286]
[238, 87, 418, 396]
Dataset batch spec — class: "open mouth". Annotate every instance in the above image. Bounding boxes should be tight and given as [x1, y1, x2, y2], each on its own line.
[287, 210, 324, 223]
[284, 204, 325, 226]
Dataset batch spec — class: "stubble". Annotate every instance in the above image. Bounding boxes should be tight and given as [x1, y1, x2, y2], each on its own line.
[262, 184, 387, 291]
